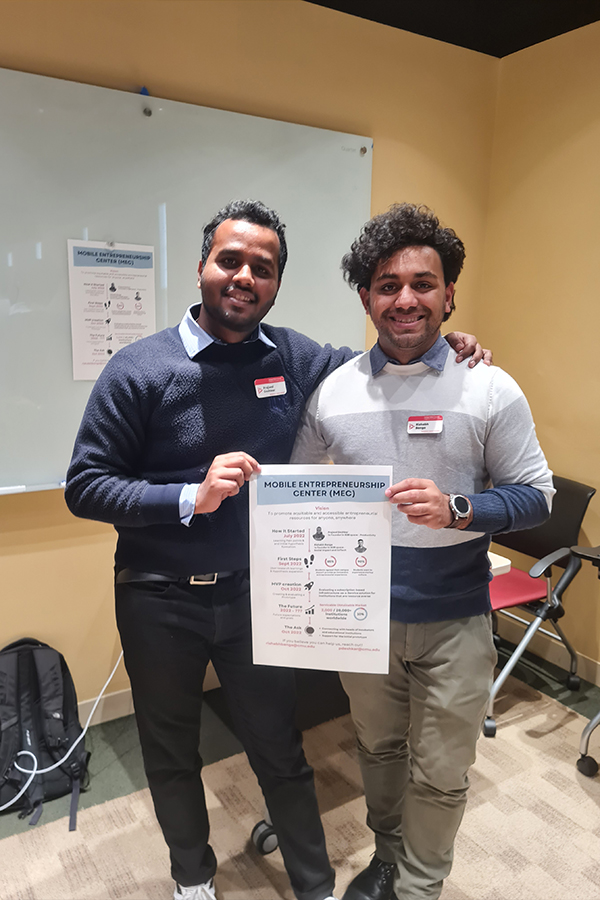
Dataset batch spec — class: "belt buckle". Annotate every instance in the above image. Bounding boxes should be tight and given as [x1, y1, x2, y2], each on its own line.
[189, 573, 218, 585]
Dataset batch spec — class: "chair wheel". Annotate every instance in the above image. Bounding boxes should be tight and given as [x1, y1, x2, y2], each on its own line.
[483, 717, 496, 738]
[566, 674, 581, 691]
[251, 819, 278, 855]
[576, 755, 598, 778]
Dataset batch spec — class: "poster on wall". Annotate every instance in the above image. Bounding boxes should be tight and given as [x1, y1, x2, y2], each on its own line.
[249, 464, 393, 674]
[67, 240, 156, 380]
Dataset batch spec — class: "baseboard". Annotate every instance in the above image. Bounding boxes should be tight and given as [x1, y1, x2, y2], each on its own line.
[81, 625, 600, 727]
[78, 662, 222, 726]
[497, 613, 600, 687]
[78, 686, 134, 726]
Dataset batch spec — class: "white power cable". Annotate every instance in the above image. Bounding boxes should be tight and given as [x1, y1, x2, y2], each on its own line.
[0, 650, 124, 813]
[0, 751, 38, 812]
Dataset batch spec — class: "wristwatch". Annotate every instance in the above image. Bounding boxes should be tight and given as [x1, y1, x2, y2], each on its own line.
[445, 494, 472, 529]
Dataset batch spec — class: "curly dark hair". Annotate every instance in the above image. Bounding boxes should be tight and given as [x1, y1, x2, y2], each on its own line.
[341, 203, 465, 320]
[201, 199, 288, 278]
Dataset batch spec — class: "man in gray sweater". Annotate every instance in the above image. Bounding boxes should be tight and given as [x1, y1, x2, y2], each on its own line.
[291, 203, 553, 900]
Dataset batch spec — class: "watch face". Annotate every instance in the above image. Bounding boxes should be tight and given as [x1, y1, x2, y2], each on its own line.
[453, 495, 470, 515]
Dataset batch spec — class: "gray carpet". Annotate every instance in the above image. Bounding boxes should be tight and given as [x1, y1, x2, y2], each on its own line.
[1, 673, 600, 900]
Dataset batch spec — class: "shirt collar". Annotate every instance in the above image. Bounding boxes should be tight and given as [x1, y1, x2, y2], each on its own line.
[369, 333, 450, 375]
[178, 304, 277, 359]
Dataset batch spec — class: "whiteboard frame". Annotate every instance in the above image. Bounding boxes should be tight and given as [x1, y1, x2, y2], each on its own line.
[0, 68, 372, 492]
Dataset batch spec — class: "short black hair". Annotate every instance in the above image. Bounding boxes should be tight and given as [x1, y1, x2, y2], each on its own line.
[201, 199, 288, 278]
[341, 203, 466, 320]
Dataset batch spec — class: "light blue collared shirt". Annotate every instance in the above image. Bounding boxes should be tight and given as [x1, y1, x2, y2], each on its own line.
[369, 332, 450, 376]
[177, 304, 277, 525]
[178, 303, 276, 359]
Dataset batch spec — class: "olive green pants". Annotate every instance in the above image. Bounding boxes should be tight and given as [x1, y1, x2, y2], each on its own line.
[340, 614, 496, 900]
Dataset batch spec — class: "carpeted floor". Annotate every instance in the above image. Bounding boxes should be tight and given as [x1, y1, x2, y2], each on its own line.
[1, 673, 600, 900]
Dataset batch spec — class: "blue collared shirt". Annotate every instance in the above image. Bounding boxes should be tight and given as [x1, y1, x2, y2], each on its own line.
[369, 332, 450, 376]
[178, 303, 277, 358]
[177, 304, 277, 525]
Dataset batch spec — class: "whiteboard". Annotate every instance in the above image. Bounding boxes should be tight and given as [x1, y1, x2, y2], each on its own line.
[0, 68, 372, 493]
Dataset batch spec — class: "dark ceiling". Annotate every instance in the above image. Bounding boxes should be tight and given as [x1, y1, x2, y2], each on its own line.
[307, 0, 600, 57]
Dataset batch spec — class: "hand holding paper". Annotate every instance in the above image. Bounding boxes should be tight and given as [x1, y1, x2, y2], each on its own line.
[386, 477, 453, 529]
[195, 451, 261, 514]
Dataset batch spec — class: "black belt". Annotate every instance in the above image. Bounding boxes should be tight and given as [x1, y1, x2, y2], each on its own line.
[116, 568, 239, 586]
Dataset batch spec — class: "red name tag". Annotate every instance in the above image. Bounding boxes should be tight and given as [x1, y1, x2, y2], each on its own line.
[255, 376, 287, 398]
[407, 415, 443, 434]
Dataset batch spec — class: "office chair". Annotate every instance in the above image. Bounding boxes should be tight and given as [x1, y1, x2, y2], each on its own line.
[483, 475, 596, 738]
[569, 544, 600, 777]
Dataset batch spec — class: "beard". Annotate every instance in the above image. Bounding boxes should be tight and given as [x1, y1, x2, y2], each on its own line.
[377, 315, 438, 352]
[201, 291, 273, 336]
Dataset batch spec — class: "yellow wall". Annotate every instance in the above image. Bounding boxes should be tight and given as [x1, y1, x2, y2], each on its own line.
[0, 0, 496, 701]
[482, 23, 600, 664]
[2, 1, 598, 699]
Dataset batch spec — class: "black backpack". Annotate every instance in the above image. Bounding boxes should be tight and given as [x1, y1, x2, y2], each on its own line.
[0, 638, 90, 829]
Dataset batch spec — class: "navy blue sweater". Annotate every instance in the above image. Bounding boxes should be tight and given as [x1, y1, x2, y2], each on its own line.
[65, 324, 353, 575]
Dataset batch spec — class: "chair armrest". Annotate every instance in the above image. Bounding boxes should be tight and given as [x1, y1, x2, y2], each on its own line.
[529, 547, 571, 578]
[528, 548, 581, 603]
[553, 554, 582, 602]
[571, 544, 600, 563]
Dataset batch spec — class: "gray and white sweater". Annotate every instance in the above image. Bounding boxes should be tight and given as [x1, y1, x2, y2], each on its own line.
[291, 337, 554, 623]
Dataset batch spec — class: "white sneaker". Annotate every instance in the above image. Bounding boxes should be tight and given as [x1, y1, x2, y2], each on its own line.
[322, 896, 340, 900]
[173, 879, 217, 900]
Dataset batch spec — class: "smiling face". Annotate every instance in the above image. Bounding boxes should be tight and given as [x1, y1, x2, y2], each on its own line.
[197, 218, 281, 343]
[359, 244, 454, 363]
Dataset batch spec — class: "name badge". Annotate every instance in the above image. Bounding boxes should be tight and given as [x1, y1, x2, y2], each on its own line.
[255, 376, 287, 398]
[407, 415, 443, 434]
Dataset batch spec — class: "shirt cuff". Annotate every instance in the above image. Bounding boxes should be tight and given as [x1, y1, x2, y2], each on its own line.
[179, 483, 200, 526]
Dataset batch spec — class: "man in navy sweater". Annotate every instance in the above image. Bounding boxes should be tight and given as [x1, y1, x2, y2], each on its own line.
[65, 199, 488, 900]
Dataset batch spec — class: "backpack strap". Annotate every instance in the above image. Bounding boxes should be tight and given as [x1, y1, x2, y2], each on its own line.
[29, 801, 44, 826]
[0, 649, 19, 782]
[32, 646, 86, 785]
[69, 777, 81, 831]
[31, 647, 68, 752]
[32, 648, 86, 830]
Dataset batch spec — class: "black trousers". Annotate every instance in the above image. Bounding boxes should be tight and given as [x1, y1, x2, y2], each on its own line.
[116, 571, 335, 900]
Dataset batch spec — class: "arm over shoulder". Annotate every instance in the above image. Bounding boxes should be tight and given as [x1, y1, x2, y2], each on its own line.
[262, 325, 356, 399]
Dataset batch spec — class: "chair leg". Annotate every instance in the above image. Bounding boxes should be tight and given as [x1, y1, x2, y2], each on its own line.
[580, 710, 600, 757]
[491, 610, 501, 648]
[486, 616, 545, 720]
[577, 710, 600, 777]
[550, 619, 579, 687]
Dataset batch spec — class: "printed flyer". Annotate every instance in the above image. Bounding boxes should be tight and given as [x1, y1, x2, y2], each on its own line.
[249, 464, 392, 674]
[67, 240, 156, 380]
